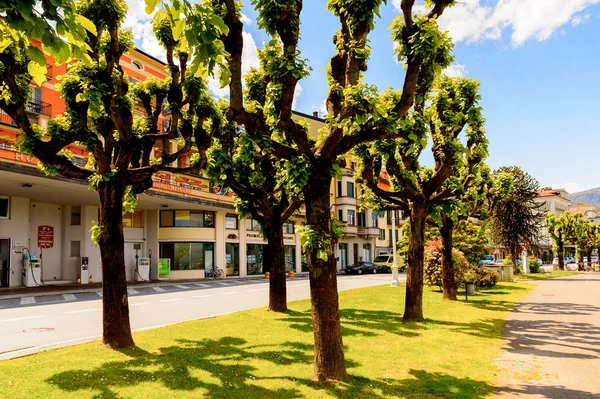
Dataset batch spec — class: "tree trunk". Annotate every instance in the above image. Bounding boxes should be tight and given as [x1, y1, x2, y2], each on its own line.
[440, 213, 457, 301]
[305, 166, 347, 381]
[403, 204, 428, 322]
[98, 181, 135, 349]
[587, 249, 592, 269]
[264, 221, 287, 312]
[511, 247, 520, 275]
[557, 245, 565, 271]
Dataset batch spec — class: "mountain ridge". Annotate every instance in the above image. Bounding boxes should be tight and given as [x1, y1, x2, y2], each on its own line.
[569, 188, 600, 207]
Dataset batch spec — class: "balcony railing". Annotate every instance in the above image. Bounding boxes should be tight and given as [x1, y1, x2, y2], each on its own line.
[26, 101, 52, 116]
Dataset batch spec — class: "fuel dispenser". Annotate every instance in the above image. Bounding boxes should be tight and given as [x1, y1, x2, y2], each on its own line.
[23, 250, 42, 287]
[80, 257, 89, 285]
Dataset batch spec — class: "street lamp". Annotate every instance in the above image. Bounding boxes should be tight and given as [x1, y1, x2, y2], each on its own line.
[391, 211, 399, 287]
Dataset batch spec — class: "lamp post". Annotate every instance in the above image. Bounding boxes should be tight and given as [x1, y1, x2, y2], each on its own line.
[391, 211, 399, 287]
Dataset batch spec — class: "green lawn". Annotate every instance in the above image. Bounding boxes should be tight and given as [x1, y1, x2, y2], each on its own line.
[515, 270, 579, 280]
[0, 282, 532, 399]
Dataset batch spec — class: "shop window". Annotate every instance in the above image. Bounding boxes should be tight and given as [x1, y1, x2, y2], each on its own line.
[159, 242, 214, 270]
[282, 221, 294, 234]
[70, 206, 81, 225]
[70, 241, 81, 257]
[225, 214, 238, 230]
[226, 243, 239, 276]
[285, 245, 296, 272]
[160, 210, 215, 227]
[245, 219, 262, 232]
[123, 210, 143, 228]
[247, 244, 265, 275]
[0, 196, 9, 219]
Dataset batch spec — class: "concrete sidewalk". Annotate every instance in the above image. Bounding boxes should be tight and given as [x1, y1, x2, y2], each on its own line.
[494, 273, 600, 398]
[0, 274, 310, 300]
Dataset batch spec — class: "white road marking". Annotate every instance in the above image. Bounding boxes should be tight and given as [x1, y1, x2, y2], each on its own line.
[194, 283, 209, 287]
[64, 308, 99, 314]
[160, 298, 182, 303]
[127, 289, 140, 296]
[129, 302, 148, 307]
[152, 287, 166, 293]
[0, 315, 45, 324]
[193, 294, 214, 298]
[62, 294, 76, 301]
[20, 297, 35, 305]
[175, 285, 190, 289]
[222, 292, 237, 295]
[96, 292, 103, 298]
[245, 288, 268, 292]
[217, 282, 232, 286]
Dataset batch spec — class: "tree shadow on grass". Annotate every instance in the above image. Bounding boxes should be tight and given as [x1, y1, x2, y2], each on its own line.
[281, 309, 426, 338]
[47, 337, 311, 399]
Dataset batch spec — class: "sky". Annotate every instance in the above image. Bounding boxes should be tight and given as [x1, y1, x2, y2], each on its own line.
[124, 0, 600, 195]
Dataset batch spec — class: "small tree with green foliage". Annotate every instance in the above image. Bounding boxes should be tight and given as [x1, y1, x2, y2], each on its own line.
[546, 211, 574, 271]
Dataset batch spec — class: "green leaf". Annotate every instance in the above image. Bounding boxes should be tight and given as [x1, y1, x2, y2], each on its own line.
[145, 0, 161, 14]
[172, 19, 185, 41]
[75, 15, 97, 36]
[27, 61, 47, 86]
[26, 46, 46, 66]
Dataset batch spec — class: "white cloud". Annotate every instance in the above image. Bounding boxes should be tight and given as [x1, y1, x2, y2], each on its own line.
[240, 13, 253, 26]
[292, 83, 303, 109]
[571, 14, 591, 26]
[442, 63, 467, 77]
[392, 0, 600, 46]
[552, 182, 586, 194]
[123, 0, 165, 60]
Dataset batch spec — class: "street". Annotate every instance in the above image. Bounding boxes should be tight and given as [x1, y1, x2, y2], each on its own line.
[0, 274, 401, 360]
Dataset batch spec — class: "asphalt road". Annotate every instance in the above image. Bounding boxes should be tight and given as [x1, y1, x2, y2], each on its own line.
[0, 273, 403, 360]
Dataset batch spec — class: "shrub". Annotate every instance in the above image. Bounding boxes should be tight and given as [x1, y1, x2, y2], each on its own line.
[424, 240, 469, 289]
[472, 266, 499, 288]
[528, 259, 541, 273]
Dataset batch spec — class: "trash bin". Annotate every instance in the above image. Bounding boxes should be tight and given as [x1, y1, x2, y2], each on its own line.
[466, 282, 476, 296]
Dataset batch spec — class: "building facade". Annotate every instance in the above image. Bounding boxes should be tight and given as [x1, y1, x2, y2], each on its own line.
[0, 50, 398, 288]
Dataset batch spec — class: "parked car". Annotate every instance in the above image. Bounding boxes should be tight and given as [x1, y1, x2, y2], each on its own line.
[552, 257, 577, 265]
[373, 254, 405, 273]
[478, 255, 494, 266]
[345, 261, 378, 274]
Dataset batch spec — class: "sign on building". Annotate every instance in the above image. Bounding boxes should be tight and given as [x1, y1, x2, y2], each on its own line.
[37, 225, 54, 249]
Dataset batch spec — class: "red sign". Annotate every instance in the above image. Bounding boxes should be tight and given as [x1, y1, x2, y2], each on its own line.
[38, 225, 54, 249]
[494, 248, 500, 255]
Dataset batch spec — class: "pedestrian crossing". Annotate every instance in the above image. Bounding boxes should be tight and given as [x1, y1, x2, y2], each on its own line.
[0, 277, 304, 309]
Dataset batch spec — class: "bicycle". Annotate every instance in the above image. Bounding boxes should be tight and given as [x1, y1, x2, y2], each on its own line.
[205, 267, 224, 279]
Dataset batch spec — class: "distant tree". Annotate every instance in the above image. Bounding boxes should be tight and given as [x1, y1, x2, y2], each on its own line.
[545, 212, 574, 270]
[489, 166, 545, 272]
[0, 0, 225, 348]
[571, 213, 596, 265]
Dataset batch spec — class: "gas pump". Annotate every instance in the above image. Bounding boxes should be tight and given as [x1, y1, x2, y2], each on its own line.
[80, 257, 89, 285]
[22, 248, 42, 287]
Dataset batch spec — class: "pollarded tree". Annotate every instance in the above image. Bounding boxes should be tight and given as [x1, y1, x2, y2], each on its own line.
[546, 211, 574, 271]
[218, 0, 456, 381]
[489, 166, 545, 273]
[207, 65, 310, 312]
[0, 0, 226, 348]
[571, 213, 596, 265]
[359, 75, 487, 319]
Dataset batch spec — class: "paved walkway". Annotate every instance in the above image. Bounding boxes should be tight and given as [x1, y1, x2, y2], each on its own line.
[495, 273, 600, 398]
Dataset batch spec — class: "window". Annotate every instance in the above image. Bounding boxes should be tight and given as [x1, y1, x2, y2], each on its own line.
[162, 120, 170, 133]
[379, 229, 385, 240]
[123, 210, 143, 228]
[282, 221, 294, 234]
[337, 181, 342, 197]
[246, 219, 262, 232]
[0, 196, 9, 219]
[70, 241, 81, 257]
[128, 76, 138, 85]
[285, 245, 296, 272]
[226, 243, 239, 276]
[338, 209, 343, 222]
[247, 244, 266, 274]
[347, 210, 355, 226]
[159, 242, 214, 270]
[70, 206, 81, 225]
[159, 210, 215, 227]
[225, 214, 238, 230]
[357, 212, 366, 227]
[132, 61, 143, 70]
[372, 213, 379, 227]
[347, 182, 355, 198]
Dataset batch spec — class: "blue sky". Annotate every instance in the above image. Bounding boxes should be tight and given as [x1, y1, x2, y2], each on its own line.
[127, 0, 600, 194]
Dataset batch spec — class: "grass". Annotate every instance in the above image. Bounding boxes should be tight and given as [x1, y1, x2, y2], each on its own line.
[515, 270, 579, 280]
[0, 282, 532, 399]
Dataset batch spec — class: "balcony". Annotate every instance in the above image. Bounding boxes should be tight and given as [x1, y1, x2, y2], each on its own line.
[335, 196, 357, 207]
[358, 226, 380, 238]
[26, 101, 51, 116]
[344, 225, 358, 237]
